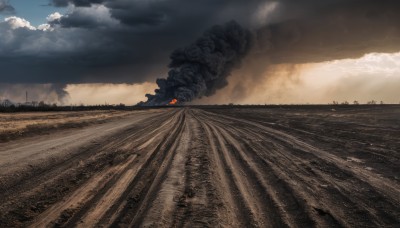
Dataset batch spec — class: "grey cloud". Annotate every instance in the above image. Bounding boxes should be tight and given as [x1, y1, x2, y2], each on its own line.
[109, 7, 166, 27]
[52, 0, 264, 27]
[51, 0, 168, 26]
[51, 0, 104, 7]
[255, 0, 400, 63]
[55, 5, 118, 29]
[0, 0, 399, 105]
[0, 0, 15, 14]
[1, 0, 262, 84]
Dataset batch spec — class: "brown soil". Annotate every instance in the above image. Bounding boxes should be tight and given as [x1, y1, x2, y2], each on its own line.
[0, 106, 398, 227]
[0, 110, 138, 143]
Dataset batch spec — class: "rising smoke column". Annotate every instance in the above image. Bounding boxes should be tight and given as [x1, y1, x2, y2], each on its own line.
[142, 21, 252, 105]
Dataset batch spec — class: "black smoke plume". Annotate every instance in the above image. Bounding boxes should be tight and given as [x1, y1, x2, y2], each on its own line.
[141, 21, 252, 106]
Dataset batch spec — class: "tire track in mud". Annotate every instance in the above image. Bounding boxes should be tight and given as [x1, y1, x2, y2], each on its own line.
[1, 107, 398, 227]
[0, 110, 178, 227]
[31, 154, 139, 227]
[194, 110, 339, 227]
[48, 110, 185, 227]
[196, 112, 292, 227]
[0, 111, 171, 194]
[201, 109, 399, 200]
[202, 123, 266, 227]
[167, 111, 220, 228]
[193, 112, 270, 226]
[194, 108, 400, 227]
[236, 126, 397, 227]
[108, 110, 186, 227]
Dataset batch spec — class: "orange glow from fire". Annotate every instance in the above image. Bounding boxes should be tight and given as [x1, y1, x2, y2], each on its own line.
[169, 98, 178, 105]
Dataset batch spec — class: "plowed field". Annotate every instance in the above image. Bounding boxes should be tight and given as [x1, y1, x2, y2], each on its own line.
[0, 106, 399, 227]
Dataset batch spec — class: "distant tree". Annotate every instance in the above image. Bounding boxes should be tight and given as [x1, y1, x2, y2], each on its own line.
[380, 101, 384, 105]
[332, 101, 339, 105]
[353, 100, 359, 105]
[367, 100, 377, 105]
[3, 99, 13, 107]
[341, 101, 349, 105]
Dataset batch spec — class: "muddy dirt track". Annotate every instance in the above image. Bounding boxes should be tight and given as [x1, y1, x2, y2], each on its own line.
[0, 107, 399, 227]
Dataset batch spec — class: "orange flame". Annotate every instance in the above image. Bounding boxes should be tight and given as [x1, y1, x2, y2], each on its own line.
[169, 98, 178, 105]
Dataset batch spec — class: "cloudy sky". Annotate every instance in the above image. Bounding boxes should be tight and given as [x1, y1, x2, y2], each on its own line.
[0, 0, 399, 105]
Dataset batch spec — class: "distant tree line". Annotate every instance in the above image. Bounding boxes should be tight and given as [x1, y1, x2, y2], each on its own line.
[331, 100, 387, 105]
[1, 101, 399, 113]
[0, 103, 148, 112]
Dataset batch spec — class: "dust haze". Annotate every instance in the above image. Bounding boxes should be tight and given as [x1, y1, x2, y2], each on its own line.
[0, 84, 69, 104]
[195, 53, 400, 104]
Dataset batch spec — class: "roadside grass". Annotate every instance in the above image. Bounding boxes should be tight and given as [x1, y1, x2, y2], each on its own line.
[0, 111, 133, 143]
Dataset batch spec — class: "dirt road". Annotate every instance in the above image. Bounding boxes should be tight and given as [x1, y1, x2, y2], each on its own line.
[0, 107, 398, 227]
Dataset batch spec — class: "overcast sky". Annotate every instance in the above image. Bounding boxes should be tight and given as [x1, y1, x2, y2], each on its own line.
[0, 0, 399, 104]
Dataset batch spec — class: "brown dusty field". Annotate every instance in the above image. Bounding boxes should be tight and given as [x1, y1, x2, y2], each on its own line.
[0, 106, 399, 227]
[0, 110, 136, 143]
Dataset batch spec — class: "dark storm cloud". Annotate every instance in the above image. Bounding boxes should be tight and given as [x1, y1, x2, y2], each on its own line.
[0, 0, 14, 14]
[255, 0, 400, 64]
[1, 0, 262, 84]
[53, 5, 118, 29]
[109, 7, 166, 27]
[51, 0, 261, 27]
[51, 0, 104, 7]
[1, 0, 400, 90]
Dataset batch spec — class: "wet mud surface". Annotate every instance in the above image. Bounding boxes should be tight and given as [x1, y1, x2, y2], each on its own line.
[0, 106, 398, 227]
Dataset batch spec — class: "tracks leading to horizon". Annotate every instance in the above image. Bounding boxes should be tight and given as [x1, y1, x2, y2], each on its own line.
[0, 107, 398, 227]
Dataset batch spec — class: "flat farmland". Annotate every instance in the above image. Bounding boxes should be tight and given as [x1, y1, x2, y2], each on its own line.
[0, 110, 136, 143]
[0, 106, 398, 227]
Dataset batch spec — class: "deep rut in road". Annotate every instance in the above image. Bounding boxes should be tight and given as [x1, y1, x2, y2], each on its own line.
[0, 108, 398, 227]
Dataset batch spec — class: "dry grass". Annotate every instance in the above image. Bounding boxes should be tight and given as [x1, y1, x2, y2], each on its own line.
[0, 110, 134, 142]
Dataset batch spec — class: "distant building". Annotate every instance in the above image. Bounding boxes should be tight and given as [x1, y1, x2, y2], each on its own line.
[23, 101, 39, 107]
